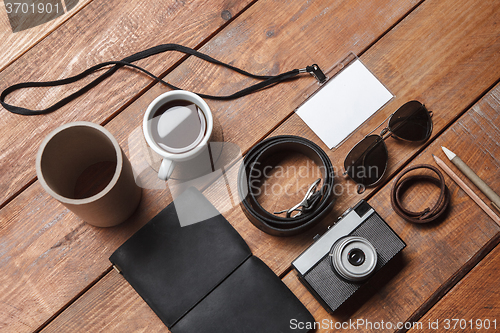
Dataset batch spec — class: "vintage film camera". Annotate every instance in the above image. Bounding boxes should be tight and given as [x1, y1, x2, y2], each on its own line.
[292, 200, 406, 313]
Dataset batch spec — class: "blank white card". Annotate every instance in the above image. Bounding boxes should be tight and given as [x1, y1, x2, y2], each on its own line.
[296, 59, 393, 149]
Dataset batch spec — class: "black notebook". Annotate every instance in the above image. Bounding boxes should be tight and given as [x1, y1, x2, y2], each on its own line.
[110, 187, 314, 333]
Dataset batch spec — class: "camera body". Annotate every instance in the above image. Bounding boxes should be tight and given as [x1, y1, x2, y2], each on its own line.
[292, 200, 405, 313]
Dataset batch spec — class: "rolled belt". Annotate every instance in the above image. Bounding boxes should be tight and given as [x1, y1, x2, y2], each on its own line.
[238, 135, 336, 236]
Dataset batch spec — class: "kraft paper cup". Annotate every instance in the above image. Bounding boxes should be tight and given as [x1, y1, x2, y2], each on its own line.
[36, 122, 142, 227]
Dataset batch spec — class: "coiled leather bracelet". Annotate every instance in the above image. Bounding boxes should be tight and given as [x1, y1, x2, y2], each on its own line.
[238, 136, 336, 236]
[391, 164, 450, 224]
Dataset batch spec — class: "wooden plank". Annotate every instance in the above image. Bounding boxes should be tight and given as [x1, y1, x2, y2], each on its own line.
[0, 0, 256, 331]
[0, 0, 252, 208]
[41, 269, 170, 333]
[282, 82, 500, 332]
[38, 83, 500, 332]
[247, 0, 500, 274]
[412, 244, 500, 333]
[136, 0, 423, 152]
[0, 0, 424, 331]
[0, 177, 176, 332]
[30, 0, 500, 331]
[0, 0, 93, 72]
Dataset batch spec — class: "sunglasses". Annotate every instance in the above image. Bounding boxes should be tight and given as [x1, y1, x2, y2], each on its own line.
[344, 100, 433, 191]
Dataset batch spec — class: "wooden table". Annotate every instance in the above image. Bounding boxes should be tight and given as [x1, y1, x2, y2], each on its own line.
[1, 0, 500, 332]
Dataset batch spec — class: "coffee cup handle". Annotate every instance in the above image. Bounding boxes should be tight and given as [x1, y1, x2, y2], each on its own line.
[158, 159, 175, 180]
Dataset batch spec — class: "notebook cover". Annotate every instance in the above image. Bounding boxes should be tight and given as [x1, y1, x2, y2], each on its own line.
[172, 256, 315, 333]
[110, 187, 314, 332]
[109, 187, 252, 327]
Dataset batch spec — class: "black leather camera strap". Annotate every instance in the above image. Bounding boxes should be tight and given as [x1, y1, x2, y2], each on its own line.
[1, 43, 326, 116]
[238, 135, 336, 236]
[390, 164, 450, 224]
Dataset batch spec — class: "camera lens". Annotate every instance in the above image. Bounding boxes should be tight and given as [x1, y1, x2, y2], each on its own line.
[347, 248, 365, 266]
[330, 236, 377, 282]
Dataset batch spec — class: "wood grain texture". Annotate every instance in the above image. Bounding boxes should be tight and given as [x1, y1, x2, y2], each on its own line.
[55, 0, 423, 275]
[34, 83, 500, 332]
[0, 0, 250, 207]
[41, 269, 170, 333]
[27, 0, 500, 332]
[0, 0, 424, 331]
[282, 81, 500, 332]
[247, 0, 500, 274]
[0, 0, 254, 331]
[434, 155, 500, 226]
[131, 0, 422, 152]
[412, 244, 500, 333]
[0, 180, 175, 332]
[0, 0, 92, 72]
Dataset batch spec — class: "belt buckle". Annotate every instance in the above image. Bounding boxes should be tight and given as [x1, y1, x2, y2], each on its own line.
[274, 178, 321, 218]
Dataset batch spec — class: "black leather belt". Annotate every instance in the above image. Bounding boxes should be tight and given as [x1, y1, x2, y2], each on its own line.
[238, 136, 336, 236]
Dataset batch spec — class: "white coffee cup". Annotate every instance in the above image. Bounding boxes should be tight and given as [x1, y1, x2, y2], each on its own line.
[143, 90, 213, 180]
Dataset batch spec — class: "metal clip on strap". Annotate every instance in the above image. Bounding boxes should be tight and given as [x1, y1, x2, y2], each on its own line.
[274, 179, 321, 218]
[238, 135, 336, 236]
[300, 64, 327, 84]
[1, 42, 328, 116]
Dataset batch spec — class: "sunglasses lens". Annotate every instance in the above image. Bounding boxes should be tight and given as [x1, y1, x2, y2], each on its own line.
[344, 135, 388, 186]
[388, 100, 432, 141]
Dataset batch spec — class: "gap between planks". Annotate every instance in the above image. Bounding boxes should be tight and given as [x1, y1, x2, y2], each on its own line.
[0, 0, 260, 213]
[32, 266, 113, 333]
[0, 0, 95, 74]
[21, 0, 500, 330]
[37, 34, 500, 333]
[401, 234, 500, 333]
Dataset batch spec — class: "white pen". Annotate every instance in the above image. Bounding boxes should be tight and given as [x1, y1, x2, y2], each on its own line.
[442, 146, 500, 213]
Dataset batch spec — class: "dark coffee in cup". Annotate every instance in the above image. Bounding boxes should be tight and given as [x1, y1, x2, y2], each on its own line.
[150, 100, 207, 154]
[143, 91, 214, 181]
